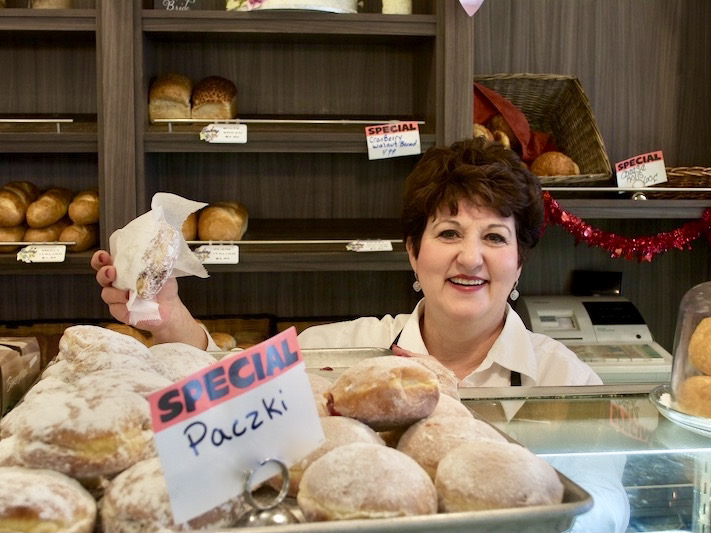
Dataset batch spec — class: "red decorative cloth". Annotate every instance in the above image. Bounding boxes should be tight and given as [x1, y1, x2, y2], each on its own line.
[473, 82, 556, 164]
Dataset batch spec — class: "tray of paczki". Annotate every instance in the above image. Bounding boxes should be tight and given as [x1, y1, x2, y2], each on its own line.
[211, 347, 593, 533]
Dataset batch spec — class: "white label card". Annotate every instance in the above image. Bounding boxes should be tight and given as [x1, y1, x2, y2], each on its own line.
[148, 328, 325, 524]
[200, 123, 248, 144]
[365, 121, 421, 160]
[193, 245, 240, 264]
[615, 150, 668, 187]
[16, 245, 66, 263]
[346, 239, 393, 252]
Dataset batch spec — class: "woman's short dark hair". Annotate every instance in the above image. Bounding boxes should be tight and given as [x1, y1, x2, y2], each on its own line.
[401, 137, 544, 265]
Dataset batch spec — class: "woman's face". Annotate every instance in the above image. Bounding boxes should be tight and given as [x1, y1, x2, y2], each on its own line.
[407, 199, 521, 327]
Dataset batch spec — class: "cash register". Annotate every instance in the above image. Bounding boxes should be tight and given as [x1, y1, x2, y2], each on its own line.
[517, 295, 672, 384]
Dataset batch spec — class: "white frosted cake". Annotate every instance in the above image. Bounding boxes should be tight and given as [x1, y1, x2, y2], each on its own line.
[226, 0, 357, 13]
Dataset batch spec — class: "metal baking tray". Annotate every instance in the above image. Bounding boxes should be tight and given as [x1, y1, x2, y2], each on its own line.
[214, 347, 594, 533]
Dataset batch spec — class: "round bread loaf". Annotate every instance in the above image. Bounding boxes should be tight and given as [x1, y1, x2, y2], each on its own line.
[297, 442, 437, 521]
[531, 151, 580, 177]
[676, 375, 711, 418]
[197, 202, 248, 241]
[13, 387, 156, 479]
[436, 440, 564, 512]
[0, 466, 96, 533]
[68, 188, 100, 225]
[688, 317, 710, 375]
[101, 457, 245, 532]
[191, 76, 238, 120]
[397, 415, 506, 479]
[182, 210, 198, 241]
[325, 356, 440, 431]
[273, 416, 385, 497]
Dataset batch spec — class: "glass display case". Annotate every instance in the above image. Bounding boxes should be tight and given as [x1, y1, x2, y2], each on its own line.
[461, 385, 711, 533]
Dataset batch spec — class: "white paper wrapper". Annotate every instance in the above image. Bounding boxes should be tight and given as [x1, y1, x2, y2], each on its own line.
[109, 193, 209, 325]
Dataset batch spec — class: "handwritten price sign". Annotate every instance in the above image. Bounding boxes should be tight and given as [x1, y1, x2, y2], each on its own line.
[615, 150, 668, 188]
[148, 328, 324, 523]
[365, 121, 421, 160]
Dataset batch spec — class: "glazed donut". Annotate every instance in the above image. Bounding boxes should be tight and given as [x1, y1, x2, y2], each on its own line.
[100, 457, 245, 532]
[0, 466, 97, 533]
[397, 415, 507, 479]
[325, 356, 440, 431]
[13, 386, 156, 479]
[676, 375, 711, 418]
[688, 317, 710, 375]
[271, 416, 385, 497]
[297, 442, 437, 521]
[435, 440, 564, 511]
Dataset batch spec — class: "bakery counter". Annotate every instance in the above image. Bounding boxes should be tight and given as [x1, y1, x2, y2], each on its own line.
[460, 385, 711, 533]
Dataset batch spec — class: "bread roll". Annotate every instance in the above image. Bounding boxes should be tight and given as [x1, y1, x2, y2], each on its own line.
[26, 187, 74, 228]
[435, 440, 564, 512]
[0, 181, 39, 226]
[148, 73, 192, 124]
[531, 151, 580, 177]
[472, 123, 494, 142]
[0, 466, 96, 533]
[0, 225, 25, 253]
[182, 210, 198, 241]
[297, 442, 437, 521]
[23, 217, 71, 242]
[688, 317, 710, 375]
[488, 114, 520, 152]
[209, 331, 237, 351]
[58, 223, 98, 252]
[191, 76, 238, 120]
[68, 188, 100, 225]
[676, 375, 711, 418]
[197, 201, 248, 241]
[325, 356, 440, 431]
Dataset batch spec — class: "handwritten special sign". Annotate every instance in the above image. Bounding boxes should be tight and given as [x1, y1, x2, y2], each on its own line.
[365, 121, 421, 160]
[148, 328, 324, 524]
[615, 150, 668, 188]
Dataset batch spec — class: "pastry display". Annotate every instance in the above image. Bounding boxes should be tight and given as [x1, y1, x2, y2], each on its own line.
[0, 466, 96, 533]
[435, 440, 564, 512]
[297, 442, 437, 521]
[148, 73, 193, 124]
[325, 356, 440, 431]
[197, 201, 249, 241]
[530, 151, 580, 177]
[191, 76, 238, 120]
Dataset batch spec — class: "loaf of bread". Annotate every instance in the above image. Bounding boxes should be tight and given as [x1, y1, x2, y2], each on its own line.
[26, 187, 74, 228]
[23, 217, 71, 243]
[30, 0, 73, 7]
[488, 114, 520, 152]
[197, 201, 248, 241]
[297, 442, 437, 521]
[182, 210, 198, 241]
[325, 356, 440, 431]
[58, 223, 98, 252]
[0, 181, 39, 226]
[0, 225, 26, 253]
[68, 188, 100, 225]
[191, 75, 238, 120]
[531, 151, 580, 177]
[148, 73, 192, 124]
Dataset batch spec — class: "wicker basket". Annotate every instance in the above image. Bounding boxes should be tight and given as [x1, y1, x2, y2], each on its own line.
[646, 167, 711, 199]
[474, 73, 612, 186]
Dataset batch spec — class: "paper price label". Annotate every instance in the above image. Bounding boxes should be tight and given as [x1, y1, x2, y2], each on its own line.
[615, 150, 668, 187]
[346, 239, 393, 252]
[148, 328, 324, 524]
[365, 121, 421, 160]
[16, 245, 66, 263]
[193, 245, 240, 264]
[200, 123, 248, 144]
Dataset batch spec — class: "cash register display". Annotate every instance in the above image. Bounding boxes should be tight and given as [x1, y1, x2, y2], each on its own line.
[582, 301, 645, 325]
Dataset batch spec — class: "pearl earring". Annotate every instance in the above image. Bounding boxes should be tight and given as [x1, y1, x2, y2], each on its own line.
[412, 274, 421, 292]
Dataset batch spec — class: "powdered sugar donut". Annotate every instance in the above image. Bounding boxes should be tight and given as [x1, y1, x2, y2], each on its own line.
[0, 466, 97, 533]
[397, 415, 506, 479]
[14, 387, 155, 479]
[100, 457, 245, 532]
[148, 342, 217, 382]
[435, 440, 564, 511]
[297, 442, 437, 521]
[74, 368, 172, 398]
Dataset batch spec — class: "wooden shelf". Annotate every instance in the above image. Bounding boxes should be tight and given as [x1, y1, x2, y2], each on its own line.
[0, 251, 94, 275]
[0, 9, 96, 31]
[555, 199, 710, 219]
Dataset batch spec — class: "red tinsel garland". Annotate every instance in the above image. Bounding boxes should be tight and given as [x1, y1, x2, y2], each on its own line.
[542, 192, 711, 262]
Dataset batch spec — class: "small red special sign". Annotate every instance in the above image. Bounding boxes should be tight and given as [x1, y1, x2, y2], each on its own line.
[148, 327, 324, 524]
